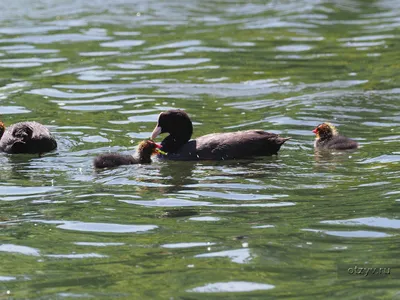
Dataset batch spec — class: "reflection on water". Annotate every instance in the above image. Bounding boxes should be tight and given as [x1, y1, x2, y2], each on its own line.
[187, 281, 275, 293]
[0, 0, 400, 298]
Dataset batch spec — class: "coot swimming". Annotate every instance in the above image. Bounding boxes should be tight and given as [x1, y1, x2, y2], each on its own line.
[0, 121, 57, 154]
[150, 109, 290, 160]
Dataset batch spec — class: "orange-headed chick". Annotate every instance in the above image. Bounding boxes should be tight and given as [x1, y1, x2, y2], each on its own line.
[313, 123, 358, 150]
[94, 140, 163, 169]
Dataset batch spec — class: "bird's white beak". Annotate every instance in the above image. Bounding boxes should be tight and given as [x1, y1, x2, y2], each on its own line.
[151, 126, 162, 140]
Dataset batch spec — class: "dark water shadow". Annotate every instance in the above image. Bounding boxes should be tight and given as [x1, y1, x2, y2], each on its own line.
[313, 148, 359, 170]
[0, 152, 46, 181]
[156, 159, 198, 192]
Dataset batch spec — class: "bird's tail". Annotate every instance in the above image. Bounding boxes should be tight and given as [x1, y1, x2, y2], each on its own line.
[277, 136, 291, 145]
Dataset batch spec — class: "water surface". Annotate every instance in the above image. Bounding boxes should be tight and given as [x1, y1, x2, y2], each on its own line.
[0, 0, 400, 299]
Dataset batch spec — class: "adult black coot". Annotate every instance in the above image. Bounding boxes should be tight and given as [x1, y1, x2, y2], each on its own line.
[0, 121, 57, 154]
[150, 109, 290, 160]
[313, 123, 358, 150]
[93, 139, 162, 169]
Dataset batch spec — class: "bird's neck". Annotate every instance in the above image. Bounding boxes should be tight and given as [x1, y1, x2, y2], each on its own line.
[161, 135, 189, 153]
[140, 157, 151, 163]
[134, 151, 150, 163]
[318, 132, 334, 141]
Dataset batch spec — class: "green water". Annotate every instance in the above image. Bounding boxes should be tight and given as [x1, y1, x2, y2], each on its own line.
[0, 0, 400, 299]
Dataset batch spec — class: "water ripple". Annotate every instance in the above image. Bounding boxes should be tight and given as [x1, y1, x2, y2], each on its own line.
[303, 229, 391, 238]
[28, 88, 116, 98]
[179, 190, 287, 200]
[0, 276, 17, 282]
[162, 242, 216, 249]
[0, 186, 59, 201]
[74, 242, 125, 247]
[195, 248, 252, 264]
[100, 40, 145, 48]
[0, 33, 111, 44]
[0, 0, 399, 297]
[188, 281, 274, 293]
[321, 217, 400, 229]
[31, 220, 158, 233]
[46, 253, 107, 259]
[121, 198, 211, 207]
[0, 244, 40, 256]
[0, 106, 30, 114]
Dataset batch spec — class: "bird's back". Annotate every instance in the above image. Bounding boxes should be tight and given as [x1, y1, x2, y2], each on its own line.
[197, 130, 289, 159]
[162, 130, 289, 160]
[0, 121, 57, 154]
[315, 135, 358, 150]
[93, 153, 135, 169]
